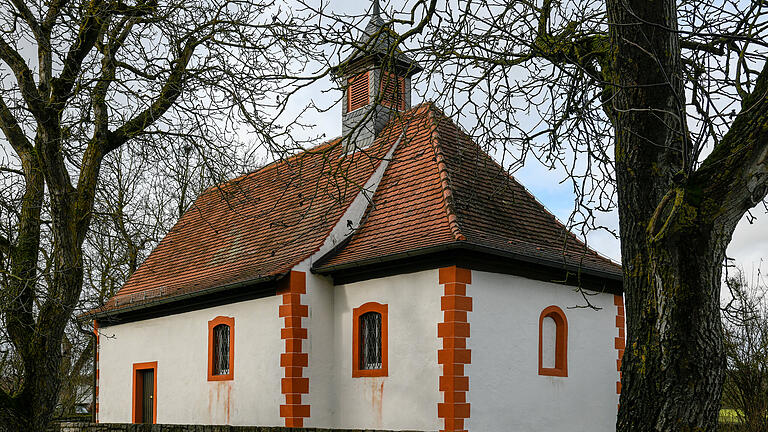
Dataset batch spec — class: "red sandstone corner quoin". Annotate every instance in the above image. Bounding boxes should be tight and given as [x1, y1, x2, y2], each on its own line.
[615, 294, 625, 407]
[277, 271, 310, 427]
[438, 266, 472, 432]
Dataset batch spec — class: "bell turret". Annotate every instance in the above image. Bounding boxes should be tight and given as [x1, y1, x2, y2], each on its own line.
[331, 0, 422, 151]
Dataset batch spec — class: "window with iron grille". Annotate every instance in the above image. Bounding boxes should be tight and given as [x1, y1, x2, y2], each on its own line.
[379, 72, 405, 110]
[352, 302, 388, 377]
[359, 312, 382, 370]
[213, 324, 230, 375]
[347, 72, 370, 112]
[208, 316, 234, 381]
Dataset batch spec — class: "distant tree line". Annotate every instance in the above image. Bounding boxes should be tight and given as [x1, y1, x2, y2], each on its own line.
[722, 268, 768, 432]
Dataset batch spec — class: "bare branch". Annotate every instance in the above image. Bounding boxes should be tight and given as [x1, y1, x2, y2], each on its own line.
[9, 0, 42, 36]
[0, 36, 44, 117]
[0, 167, 24, 176]
[107, 37, 201, 152]
[0, 232, 12, 252]
[51, 0, 109, 106]
[0, 95, 33, 157]
[42, 0, 70, 31]
[692, 60, 768, 224]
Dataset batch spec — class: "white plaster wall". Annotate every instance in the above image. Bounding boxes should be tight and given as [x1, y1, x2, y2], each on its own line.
[297, 265, 337, 427]
[99, 268, 618, 431]
[98, 295, 283, 426]
[332, 269, 443, 431]
[466, 270, 618, 432]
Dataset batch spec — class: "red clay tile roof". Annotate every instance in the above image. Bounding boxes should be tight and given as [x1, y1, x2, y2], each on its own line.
[315, 104, 622, 277]
[93, 109, 417, 314]
[94, 102, 620, 316]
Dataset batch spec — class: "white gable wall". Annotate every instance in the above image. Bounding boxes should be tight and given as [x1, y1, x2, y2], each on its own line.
[466, 270, 618, 432]
[327, 269, 443, 431]
[300, 267, 337, 426]
[97, 295, 283, 426]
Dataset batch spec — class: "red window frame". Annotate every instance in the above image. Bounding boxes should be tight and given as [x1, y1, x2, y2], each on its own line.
[131, 361, 158, 424]
[347, 71, 370, 112]
[352, 302, 388, 377]
[538, 305, 568, 377]
[208, 316, 235, 381]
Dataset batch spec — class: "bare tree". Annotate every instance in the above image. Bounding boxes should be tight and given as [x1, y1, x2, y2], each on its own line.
[1, 0, 764, 430]
[59, 143, 235, 419]
[0, 0, 316, 430]
[722, 269, 768, 432]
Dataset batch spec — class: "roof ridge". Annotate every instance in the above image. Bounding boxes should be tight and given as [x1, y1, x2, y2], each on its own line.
[508, 180, 621, 267]
[427, 105, 466, 242]
[440, 113, 620, 269]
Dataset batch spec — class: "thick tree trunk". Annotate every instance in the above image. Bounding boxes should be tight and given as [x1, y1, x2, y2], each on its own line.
[607, 0, 732, 430]
[2, 126, 91, 432]
[617, 207, 728, 431]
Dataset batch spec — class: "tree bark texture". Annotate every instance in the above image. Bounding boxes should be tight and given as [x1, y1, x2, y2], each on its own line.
[608, 0, 768, 430]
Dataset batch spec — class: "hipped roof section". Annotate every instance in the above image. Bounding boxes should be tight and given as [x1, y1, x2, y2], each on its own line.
[91, 103, 620, 317]
[90, 109, 412, 315]
[314, 104, 622, 278]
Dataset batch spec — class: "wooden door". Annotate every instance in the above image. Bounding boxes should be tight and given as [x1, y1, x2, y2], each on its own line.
[140, 369, 154, 423]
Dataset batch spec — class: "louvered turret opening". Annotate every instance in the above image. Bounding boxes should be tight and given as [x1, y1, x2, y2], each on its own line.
[379, 72, 405, 111]
[348, 72, 370, 112]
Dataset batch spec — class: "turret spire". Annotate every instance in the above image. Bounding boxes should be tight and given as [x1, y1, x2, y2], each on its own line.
[372, 0, 381, 18]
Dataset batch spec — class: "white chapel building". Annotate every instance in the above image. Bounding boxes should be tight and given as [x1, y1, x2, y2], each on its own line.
[87, 7, 625, 432]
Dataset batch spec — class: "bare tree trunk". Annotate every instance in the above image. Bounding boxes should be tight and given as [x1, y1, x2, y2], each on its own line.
[607, 0, 737, 430]
[617, 218, 728, 430]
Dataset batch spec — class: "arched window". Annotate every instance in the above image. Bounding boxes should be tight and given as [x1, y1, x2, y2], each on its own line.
[538, 306, 568, 377]
[208, 316, 234, 381]
[213, 324, 230, 374]
[352, 302, 388, 377]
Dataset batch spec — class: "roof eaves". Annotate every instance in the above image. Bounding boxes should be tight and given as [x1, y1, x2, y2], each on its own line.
[312, 241, 623, 283]
[505, 173, 621, 270]
[83, 273, 283, 321]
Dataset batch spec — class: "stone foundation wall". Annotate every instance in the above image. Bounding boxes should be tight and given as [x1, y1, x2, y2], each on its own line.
[53, 423, 425, 432]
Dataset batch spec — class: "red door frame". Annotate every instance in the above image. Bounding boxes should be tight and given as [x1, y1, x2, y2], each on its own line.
[131, 361, 158, 424]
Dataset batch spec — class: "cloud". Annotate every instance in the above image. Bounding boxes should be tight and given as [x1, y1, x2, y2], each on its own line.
[728, 214, 768, 276]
